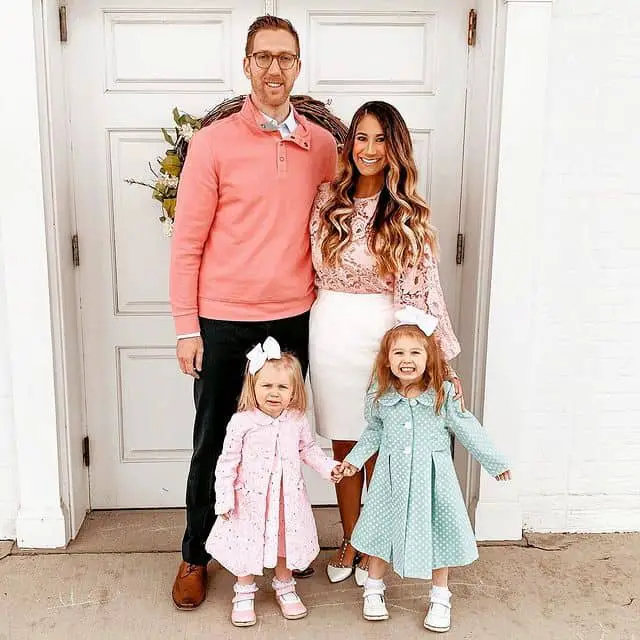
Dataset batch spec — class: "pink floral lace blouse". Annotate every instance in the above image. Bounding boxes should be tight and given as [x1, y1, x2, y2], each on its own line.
[310, 183, 461, 361]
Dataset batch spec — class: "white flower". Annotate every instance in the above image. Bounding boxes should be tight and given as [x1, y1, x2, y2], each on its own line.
[180, 123, 194, 141]
[161, 218, 174, 238]
[163, 175, 179, 189]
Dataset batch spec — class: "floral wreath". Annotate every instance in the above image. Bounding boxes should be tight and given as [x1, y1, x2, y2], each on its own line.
[127, 95, 348, 237]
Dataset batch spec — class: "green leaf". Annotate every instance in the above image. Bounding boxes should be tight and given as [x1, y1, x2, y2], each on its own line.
[163, 198, 177, 218]
[160, 153, 182, 177]
[172, 107, 180, 124]
[161, 128, 175, 146]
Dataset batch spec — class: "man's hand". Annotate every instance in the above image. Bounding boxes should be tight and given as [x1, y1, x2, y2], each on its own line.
[177, 336, 204, 379]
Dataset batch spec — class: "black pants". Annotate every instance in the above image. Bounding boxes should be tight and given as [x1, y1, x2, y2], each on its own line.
[181, 311, 310, 565]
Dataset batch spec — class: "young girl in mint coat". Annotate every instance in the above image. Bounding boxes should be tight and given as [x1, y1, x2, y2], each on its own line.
[340, 307, 512, 633]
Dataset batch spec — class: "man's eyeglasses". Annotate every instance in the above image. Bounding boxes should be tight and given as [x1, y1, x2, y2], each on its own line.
[248, 51, 299, 70]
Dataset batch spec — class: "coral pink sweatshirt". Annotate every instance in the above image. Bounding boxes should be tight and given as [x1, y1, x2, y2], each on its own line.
[170, 97, 337, 334]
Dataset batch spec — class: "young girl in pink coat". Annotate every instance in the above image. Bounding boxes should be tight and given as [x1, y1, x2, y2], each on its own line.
[205, 337, 341, 627]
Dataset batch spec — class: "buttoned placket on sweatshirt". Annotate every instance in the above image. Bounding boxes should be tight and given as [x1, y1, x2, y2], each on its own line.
[260, 106, 310, 179]
[273, 127, 310, 178]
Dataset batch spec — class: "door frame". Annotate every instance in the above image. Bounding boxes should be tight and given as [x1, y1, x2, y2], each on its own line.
[4, 0, 553, 547]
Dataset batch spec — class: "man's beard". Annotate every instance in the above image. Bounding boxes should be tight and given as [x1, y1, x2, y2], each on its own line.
[251, 76, 291, 107]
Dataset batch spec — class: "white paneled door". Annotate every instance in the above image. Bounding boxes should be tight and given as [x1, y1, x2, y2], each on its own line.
[65, 0, 471, 508]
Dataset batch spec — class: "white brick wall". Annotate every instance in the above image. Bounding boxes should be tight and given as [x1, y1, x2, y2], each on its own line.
[519, 0, 640, 532]
[0, 230, 17, 540]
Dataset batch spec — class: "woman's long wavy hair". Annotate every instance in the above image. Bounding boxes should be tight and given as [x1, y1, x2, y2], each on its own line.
[372, 325, 448, 414]
[318, 101, 438, 277]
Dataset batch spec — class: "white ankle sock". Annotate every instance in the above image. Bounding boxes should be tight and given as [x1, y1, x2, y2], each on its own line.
[364, 577, 385, 590]
[272, 576, 295, 589]
[234, 581, 257, 594]
[431, 585, 451, 601]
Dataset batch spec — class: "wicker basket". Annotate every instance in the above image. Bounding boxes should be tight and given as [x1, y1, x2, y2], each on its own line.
[176, 94, 348, 162]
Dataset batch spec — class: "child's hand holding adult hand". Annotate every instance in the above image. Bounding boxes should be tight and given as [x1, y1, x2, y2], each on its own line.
[495, 470, 511, 481]
[339, 461, 358, 477]
[330, 465, 343, 483]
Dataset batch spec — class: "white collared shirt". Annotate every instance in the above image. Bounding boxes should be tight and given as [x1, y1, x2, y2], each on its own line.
[260, 108, 298, 139]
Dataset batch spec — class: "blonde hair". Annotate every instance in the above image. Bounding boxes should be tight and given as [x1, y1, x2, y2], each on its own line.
[371, 324, 448, 414]
[237, 352, 307, 414]
[318, 101, 438, 278]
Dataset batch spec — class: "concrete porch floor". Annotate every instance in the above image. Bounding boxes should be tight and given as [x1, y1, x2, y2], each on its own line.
[1, 509, 639, 639]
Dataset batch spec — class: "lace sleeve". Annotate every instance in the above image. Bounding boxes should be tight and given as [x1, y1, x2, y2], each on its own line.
[310, 182, 333, 243]
[394, 248, 461, 361]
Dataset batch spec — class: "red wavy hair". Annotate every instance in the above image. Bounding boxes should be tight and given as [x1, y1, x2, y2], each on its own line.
[371, 324, 448, 414]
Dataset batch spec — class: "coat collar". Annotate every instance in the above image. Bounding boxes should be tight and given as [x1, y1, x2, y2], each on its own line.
[377, 387, 435, 407]
[249, 408, 291, 425]
[239, 95, 312, 151]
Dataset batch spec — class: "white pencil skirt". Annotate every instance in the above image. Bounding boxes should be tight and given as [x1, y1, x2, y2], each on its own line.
[309, 290, 395, 441]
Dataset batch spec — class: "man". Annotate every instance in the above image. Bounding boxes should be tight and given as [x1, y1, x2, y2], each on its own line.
[170, 15, 337, 609]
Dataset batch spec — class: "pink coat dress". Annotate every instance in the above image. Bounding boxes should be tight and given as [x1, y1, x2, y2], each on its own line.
[205, 409, 337, 576]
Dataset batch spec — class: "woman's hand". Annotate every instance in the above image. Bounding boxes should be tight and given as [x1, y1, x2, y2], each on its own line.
[450, 375, 466, 412]
[495, 470, 512, 481]
[339, 461, 358, 477]
[330, 465, 343, 483]
[220, 510, 233, 520]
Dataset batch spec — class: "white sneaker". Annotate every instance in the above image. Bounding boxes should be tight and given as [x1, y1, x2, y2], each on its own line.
[363, 584, 389, 621]
[423, 597, 451, 632]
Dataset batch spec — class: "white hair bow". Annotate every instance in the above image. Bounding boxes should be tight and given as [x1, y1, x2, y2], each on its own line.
[395, 306, 438, 336]
[246, 336, 281, 375]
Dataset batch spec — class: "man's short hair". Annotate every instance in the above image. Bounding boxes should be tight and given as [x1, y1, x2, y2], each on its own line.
[245, 15, 300, 56]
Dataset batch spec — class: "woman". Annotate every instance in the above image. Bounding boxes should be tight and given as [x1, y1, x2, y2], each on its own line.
[309, 101, 463, 585]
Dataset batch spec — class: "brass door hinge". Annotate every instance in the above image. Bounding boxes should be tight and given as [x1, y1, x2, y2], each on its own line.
[456, 233, 465, 265]
[468, 9, 477, 47]
[59, 5, 68, 43]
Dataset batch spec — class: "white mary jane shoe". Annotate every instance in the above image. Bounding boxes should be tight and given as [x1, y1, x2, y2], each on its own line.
[326, 539, 355, 584]
[231, 582, 258, 627]
[423, 597, 451, 633]
[354, 563, 369, 587]
[362, 583, 389, 621]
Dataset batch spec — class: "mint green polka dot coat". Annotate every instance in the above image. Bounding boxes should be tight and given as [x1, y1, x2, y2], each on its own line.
[344, 381, 509, 579]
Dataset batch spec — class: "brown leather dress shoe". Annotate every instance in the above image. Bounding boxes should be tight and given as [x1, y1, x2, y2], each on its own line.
[172, 561, 207, 609]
